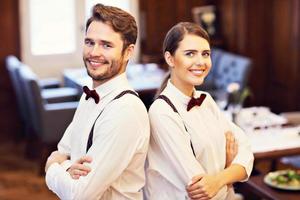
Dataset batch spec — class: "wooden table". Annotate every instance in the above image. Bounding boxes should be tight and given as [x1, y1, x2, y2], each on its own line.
[249, 126, 300, 170]
[239, 174, 300, 200]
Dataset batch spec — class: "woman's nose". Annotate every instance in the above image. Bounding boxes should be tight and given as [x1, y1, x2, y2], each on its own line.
[195, 56, 205, 66]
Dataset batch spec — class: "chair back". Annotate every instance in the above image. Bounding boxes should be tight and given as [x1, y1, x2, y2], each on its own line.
[206, 48, 224, 83]
[5, 56, 27, 118]
[214, 52, 252, 90]
[19, 66, 45, 135]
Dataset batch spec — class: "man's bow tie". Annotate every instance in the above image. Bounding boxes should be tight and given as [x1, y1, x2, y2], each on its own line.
[83, 86, 100, 104]
[187, 94, 206, 111]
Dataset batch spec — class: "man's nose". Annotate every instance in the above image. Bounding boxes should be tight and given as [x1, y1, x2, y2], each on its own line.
[90, 44, 102, 56]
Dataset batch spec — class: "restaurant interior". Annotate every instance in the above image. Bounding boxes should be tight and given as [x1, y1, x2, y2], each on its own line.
[0, 0, 299, 199]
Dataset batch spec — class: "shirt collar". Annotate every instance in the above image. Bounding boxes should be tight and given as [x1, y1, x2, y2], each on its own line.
[94, 73, 129, 99]
[163, 79, 191, 106]
[164, 79, 204, 107]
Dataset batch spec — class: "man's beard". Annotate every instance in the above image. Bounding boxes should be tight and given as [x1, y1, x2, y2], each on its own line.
[83, 56, 125, 83]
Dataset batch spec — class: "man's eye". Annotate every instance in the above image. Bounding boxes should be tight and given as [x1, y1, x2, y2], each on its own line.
[103, 44, 112, 49]
[85, 40, 94, 47]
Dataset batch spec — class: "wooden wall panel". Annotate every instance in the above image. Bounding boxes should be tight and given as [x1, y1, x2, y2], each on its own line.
[294, 0, 300, 110]
[267, 0, 300, 112]
[241, 0, 272, 107]
[217, 0, 235, 50]
[218, 0, 300, 112]
[0, 0, 21, 140]
[140, 0, 176, 55]
[139, 0, 216, 60]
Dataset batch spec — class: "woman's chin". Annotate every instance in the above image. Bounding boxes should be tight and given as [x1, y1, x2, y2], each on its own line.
[192, 78, 205, 86]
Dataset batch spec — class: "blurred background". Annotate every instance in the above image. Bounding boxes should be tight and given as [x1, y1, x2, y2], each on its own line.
[0, 0, 299, 199]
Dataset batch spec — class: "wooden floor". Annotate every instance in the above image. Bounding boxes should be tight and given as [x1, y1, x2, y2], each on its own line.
[0, 140, 57, 200]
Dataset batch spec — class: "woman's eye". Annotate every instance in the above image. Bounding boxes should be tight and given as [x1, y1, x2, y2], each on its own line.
[186, 52, 194, 57]
[202, 52, 210, 57]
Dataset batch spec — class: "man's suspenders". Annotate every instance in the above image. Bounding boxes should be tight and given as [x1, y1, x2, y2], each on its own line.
[86, 90, 139, 153]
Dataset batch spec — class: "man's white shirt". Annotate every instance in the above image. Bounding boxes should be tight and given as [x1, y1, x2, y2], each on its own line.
[46, 73, 150, 200]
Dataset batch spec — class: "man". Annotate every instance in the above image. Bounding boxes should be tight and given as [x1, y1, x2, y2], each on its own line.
[45, 4, 150, 200]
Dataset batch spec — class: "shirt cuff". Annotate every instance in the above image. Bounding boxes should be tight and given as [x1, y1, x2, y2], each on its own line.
[45, 162, 61, 190]
[232, 154, 254, 181]
[45, 162, 74, 199]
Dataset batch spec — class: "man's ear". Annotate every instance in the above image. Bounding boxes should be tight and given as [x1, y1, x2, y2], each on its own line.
[123, 44, 135, 61]
[164, 51, 174, 68]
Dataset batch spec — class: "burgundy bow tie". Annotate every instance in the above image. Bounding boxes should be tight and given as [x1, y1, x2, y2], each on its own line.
[187, 94, 206, 111]
[83, 86, 100, 104]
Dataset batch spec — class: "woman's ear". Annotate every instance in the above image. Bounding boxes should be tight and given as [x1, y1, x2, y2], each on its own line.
[164, 51, 174, 68]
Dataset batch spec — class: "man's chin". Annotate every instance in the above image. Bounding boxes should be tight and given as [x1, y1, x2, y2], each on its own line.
[88, 72, 104, 81]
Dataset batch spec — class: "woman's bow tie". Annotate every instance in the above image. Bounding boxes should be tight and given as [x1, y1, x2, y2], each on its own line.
[187, 94, 206, 111]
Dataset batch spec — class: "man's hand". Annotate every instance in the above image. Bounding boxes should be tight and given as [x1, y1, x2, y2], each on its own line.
[45, 151, 69, 172]
[225, 131, 238, 168]
[67, 156, 92, 179]
[186, 174, 223, 200]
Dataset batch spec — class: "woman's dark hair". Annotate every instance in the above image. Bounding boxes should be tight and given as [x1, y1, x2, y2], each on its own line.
[156, 22, 210, 97]
[86, 4, 137, 52]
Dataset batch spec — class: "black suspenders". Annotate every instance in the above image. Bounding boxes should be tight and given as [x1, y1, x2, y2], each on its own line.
[157, 95, 196, 157]
[86, 90, 139, 153]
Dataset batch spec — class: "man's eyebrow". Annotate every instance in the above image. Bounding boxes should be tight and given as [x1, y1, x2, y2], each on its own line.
[100, 40, 114, 45]
[84, 37, 93, 42]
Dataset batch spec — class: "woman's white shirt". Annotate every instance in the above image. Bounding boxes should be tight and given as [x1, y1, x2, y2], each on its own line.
[145, 80, 254, 200]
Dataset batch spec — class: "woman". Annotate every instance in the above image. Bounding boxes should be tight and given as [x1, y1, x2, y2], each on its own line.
[145, 22, 254, 200]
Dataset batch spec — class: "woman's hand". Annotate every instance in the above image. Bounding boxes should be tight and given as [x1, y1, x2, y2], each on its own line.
[67, 156, 92, 179]
[186, 174, 223, 200]
[225, 131, 238, 168]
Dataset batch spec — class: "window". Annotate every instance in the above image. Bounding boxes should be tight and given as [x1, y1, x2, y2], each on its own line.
[29, 0, 76, 55]
[19, 0, 139, 78]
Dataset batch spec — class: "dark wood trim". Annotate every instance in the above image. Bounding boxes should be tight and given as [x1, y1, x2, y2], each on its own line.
[241, 175, 300, 200]
[0, 0, 21, 140]
[254, 147, 300, 161]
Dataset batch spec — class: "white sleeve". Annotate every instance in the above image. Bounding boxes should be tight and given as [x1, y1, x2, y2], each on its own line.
[149, 101, 205, 185]
[57, 121, 73, 155]
[46, 103, 149, 200]
[227, 120, 254, 180]
[208, 95, 254, 180]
